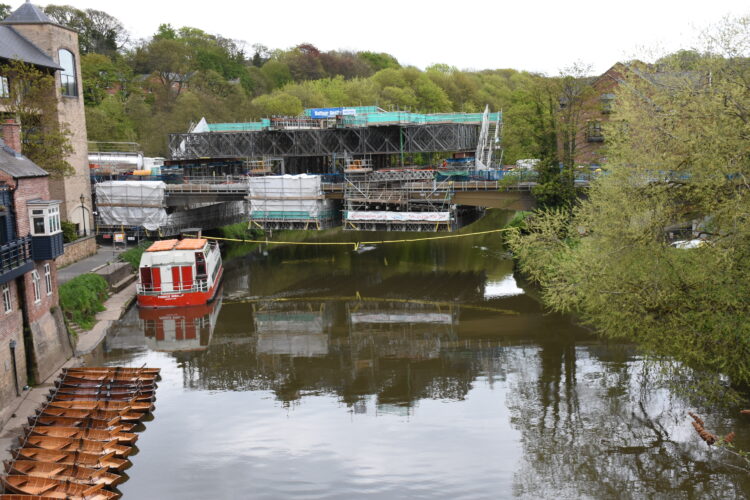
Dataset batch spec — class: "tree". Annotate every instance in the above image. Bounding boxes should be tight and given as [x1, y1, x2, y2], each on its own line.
[44, 5, 128, 56]
[0, 61, 74, 177]
[508, 16, 750, 386]
[0, 3, 11, 19]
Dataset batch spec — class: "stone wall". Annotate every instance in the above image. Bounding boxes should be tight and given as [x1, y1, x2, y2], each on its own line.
[7, 22, 92, 233]
[56, 235, 96, 268]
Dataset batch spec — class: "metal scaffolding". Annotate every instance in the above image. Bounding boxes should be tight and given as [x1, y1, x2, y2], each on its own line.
[343, 169, 460, 232]
[169, 124, 479, 161]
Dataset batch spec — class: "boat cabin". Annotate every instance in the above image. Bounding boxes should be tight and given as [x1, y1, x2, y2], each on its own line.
[137, 238, 221, 295]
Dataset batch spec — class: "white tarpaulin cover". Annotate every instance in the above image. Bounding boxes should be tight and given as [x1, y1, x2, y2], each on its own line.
[345, 211, 451, 222]
[96, 181, 167, 230]
[249, 175, 332, 218]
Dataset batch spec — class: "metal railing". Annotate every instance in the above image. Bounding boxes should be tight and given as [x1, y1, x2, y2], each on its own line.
[0, 236, 32, 275]
[137, 278, 209, 295]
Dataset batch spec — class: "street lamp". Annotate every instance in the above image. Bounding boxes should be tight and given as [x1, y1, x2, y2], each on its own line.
[80, 194, 87, 236]
[9, 339, 19, 397]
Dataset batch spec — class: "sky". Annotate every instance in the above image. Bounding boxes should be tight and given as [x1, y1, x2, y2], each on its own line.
[32, 0, 750, 75]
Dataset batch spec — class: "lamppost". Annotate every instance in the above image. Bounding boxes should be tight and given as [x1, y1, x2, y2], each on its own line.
[79, 194, 87, 236]
[9, 339, 19, 397]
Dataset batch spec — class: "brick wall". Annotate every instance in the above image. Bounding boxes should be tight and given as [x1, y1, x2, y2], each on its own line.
[0, 280, 28, 417]
[56, 235, 97, 268]
[570, 63, 627, 166]
[1, 120, 22, 152]
[11, 177, 50, 238]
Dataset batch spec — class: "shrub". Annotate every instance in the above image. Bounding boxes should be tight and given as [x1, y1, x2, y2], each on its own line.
[59, 274, 108, 330]
[120, 242, 149, 271]
[219, 222, 264, 240]
[61, 221, 79, 243]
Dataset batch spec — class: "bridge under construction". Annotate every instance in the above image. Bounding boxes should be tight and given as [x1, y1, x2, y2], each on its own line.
[93, 106, 539, 238]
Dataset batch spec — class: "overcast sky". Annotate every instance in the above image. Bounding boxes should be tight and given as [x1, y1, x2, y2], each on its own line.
[37, 0, 750, 75]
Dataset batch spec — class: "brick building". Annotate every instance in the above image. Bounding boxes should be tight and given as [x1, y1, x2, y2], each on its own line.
[0, 119, 69, 420]
[0, 1, 93, 236]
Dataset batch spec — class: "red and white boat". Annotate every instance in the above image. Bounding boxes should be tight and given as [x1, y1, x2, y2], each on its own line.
[136, 238, 223, 308]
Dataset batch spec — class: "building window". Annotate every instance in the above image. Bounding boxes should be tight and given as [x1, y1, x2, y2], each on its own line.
[600, 93, 615, 114]
[27, 201, 62, 236]
[2, 284, 11, 313]
[0, 76, 9, 98]
[586, 121, 604, 142]
[44, 263, 52, 295]
[59, 49, 78, 97]
[31, 270, 41, 303]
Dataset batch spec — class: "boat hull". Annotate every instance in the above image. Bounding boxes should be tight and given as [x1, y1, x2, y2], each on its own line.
[137, 266, 223, 308]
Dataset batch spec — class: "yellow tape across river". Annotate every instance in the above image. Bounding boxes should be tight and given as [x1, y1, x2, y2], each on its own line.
[186, 227, 513, 251]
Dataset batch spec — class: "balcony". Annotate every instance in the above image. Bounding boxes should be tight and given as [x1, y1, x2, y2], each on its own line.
[0, 236, 34, 285]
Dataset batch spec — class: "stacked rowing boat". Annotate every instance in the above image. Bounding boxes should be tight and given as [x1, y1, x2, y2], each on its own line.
[1, 367, 160, 500]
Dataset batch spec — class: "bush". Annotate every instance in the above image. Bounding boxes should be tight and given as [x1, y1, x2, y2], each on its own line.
[120, 242, 149, 271]
[59, 274, 108, 330]
[219, 222, 263, 240]
[61, 221, 79, 243]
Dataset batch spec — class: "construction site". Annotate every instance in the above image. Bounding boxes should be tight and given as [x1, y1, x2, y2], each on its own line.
[92, 105, 518, 237]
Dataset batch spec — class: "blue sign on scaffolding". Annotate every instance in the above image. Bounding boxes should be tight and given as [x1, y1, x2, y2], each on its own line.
[308, 107, 357, 119]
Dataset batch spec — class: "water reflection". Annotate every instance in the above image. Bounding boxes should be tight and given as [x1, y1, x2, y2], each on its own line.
[101, 213, 750, 499]
[140, 295, 222, 352]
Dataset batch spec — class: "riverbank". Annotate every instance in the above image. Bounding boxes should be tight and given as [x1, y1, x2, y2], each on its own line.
[0, 273, 137, 461]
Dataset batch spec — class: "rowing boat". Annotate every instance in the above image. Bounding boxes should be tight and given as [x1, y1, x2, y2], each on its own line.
[54, 379, 157, 390]
[21, 435, 132, 457]
[12, 448, 130, 471]
[63, 366, 160, 376]
[36, 407, 145, 422]
[59, 373, 158, 384]
[0, 475, 119, 499]
[48, 392, 155, 403]
[46, 400, 154, 413]
[23, 425, 138, 445]
[29, 415, 136, 432]
[53, 386, 156, 397]
[3, 460, 122, 487]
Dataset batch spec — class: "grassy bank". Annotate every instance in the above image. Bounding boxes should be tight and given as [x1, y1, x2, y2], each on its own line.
[59, 274, 109, 330]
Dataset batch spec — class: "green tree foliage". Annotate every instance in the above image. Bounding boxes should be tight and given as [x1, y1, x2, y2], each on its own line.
[44, 5, 128, 56]
[0, 60, 74, 177]
[508, 15, 750, 385]
[0, 3, 11, 19]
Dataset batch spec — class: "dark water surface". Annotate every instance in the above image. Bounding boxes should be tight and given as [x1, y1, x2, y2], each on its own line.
[101, 216, 750, 499]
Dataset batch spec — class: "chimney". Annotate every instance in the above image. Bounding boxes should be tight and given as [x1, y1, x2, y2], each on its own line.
[1, 119, 22, 153]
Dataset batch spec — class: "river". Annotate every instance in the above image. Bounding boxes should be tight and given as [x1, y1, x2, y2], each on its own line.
[97, 212, 750, 499]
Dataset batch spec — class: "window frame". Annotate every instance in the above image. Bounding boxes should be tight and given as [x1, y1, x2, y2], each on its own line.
[0, 75, 9, 99]
[2, 284, 11, 314]
[31, 270, 41, 303]
[58, 49, 78, 98]
[27, 202, 63, 236]
[44, 263, 52, 296]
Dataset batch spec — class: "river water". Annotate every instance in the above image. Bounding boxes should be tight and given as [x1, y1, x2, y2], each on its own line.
[100, 213, 750, 499]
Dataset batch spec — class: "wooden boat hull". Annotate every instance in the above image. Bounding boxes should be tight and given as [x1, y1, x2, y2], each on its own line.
[138, 265, 223, 308]
[55, 380, 157, 390]
[24, 425, 138, 445]
[59, 373, 158, 383]
[0, 475, 120, 500]
[3, 460, 122, 486]
[36, 407, 145, 422]
[47, 400, 154, 413]
[63, 367, 160, 376]
[29, 415, 136, 432]
[12, 448, 130, 471]
[21, 435, 132, 457]
[48, 392, 155, 403]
